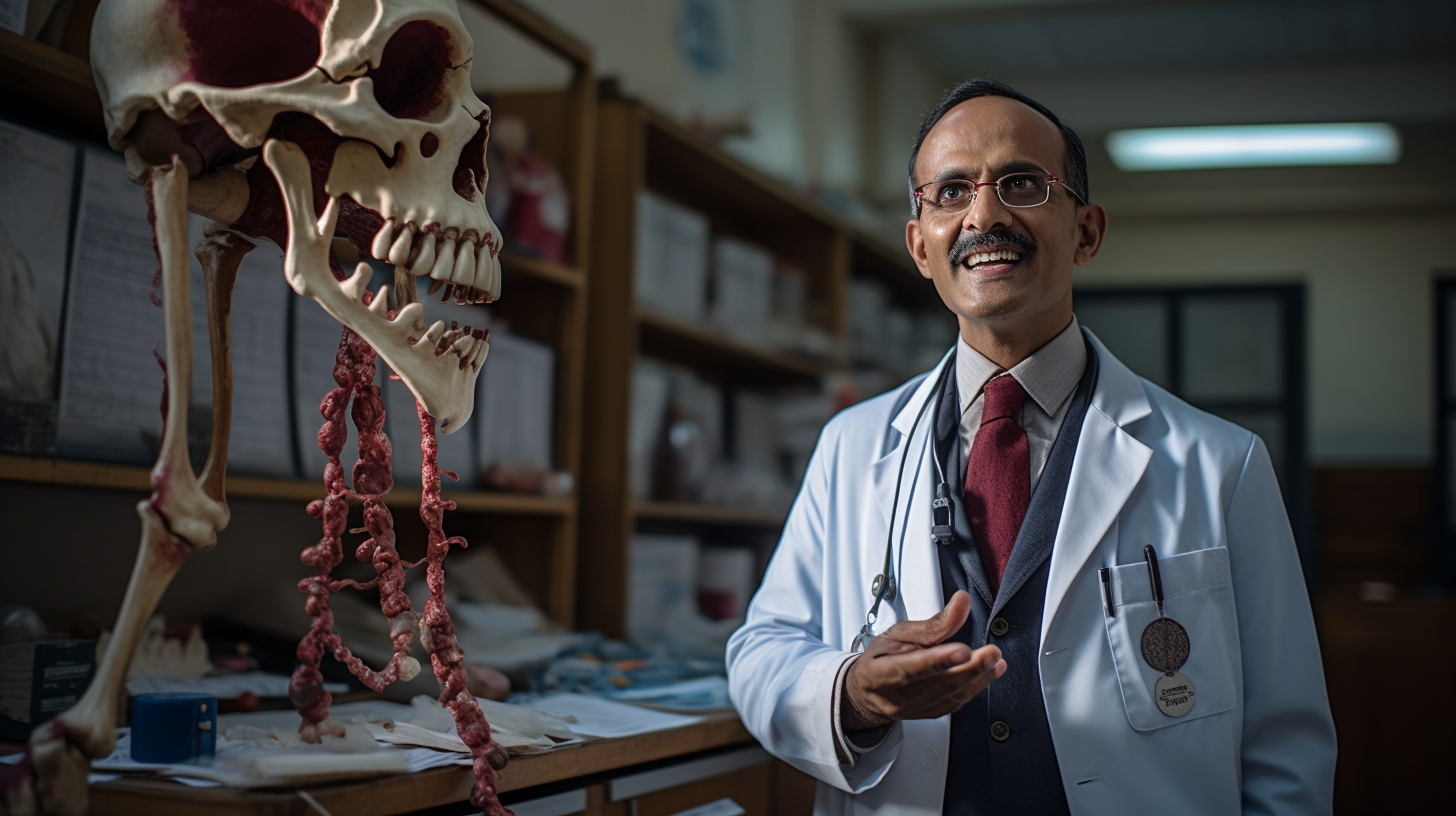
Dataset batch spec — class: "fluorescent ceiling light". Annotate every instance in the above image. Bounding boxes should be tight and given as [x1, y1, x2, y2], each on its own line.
[1106, 123, 1401, 171]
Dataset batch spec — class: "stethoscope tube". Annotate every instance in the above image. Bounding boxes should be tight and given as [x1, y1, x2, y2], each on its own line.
[851, 351, 957, 652]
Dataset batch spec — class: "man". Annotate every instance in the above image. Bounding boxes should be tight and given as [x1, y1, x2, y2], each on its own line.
[725, 79, 1336, 815]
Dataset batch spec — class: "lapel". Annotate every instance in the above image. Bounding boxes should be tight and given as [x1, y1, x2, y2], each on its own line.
[870, 349, 953, 624]
[1041, 331, 1154, 645]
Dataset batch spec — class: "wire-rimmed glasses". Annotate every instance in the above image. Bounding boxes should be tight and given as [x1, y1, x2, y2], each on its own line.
[914, 171, 1085, 216]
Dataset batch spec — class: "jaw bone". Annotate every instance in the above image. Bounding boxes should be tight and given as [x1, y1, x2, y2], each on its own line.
[264, 139, 488, 434]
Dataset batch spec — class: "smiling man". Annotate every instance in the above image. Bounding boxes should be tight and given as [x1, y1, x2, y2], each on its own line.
[726, 79, 1336, 815]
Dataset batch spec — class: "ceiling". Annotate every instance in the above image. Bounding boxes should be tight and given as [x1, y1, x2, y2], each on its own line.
[838, 0, 1456, 215]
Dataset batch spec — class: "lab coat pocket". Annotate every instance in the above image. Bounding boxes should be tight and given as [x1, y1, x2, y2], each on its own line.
[1102, 546, 1239, 731]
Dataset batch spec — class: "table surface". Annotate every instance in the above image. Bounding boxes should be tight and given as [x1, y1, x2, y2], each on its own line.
[84, 712, 754, 815]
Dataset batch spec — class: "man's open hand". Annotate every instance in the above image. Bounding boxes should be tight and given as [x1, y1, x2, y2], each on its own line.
[842, 591, 1007, 732]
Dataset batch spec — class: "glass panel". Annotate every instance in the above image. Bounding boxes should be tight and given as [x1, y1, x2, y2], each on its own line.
[1216, 409, 1286, 483]
[1074, 298, 1171, 389]
[1181, 295, 1283, 401]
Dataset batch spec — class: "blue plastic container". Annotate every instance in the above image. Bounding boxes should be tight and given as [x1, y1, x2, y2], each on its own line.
[130, 692, 217, 764]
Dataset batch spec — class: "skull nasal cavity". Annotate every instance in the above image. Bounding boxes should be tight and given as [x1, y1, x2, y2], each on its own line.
[174, 0, 324, 88]
[369, 21, 453, 121]
[452, 116, 488, 203]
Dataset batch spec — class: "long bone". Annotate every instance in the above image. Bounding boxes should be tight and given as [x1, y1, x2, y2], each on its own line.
[21, 158, 232, 814]
[193, 225, 254, 506]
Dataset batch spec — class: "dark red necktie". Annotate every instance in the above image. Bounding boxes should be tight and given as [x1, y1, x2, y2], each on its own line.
[966, 374, 1030, 595]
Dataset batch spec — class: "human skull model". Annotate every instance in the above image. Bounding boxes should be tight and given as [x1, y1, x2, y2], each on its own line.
[93, 0, 503, 431]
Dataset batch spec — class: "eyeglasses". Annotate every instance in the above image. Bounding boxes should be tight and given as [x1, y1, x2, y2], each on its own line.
[913, 171, 1085, 216]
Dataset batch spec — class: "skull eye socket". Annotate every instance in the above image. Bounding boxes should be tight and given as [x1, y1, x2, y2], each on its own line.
[177, 0, 323, 88]
[369, 21, 455, 122]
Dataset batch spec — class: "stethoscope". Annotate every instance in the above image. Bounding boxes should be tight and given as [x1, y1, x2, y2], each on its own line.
[851, 351, 958, 652]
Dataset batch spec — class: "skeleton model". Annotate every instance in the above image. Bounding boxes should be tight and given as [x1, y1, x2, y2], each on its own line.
[7, 1, 518, 813]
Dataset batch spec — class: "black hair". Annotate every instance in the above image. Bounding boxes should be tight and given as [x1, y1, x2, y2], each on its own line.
[907, 78, 1089, 215]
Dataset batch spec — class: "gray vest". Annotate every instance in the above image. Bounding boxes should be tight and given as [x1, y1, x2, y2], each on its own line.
[935, 335, 1097, 816]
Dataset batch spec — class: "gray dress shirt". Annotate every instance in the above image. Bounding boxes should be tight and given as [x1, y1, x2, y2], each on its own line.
[956, 317, 1087, 494]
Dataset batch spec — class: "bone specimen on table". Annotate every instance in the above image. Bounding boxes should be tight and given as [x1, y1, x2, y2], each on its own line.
[92, 616, 212, 682]
[11, 2, 517, 814]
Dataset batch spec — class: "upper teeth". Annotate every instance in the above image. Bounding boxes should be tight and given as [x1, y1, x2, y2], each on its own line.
[370, 220, 501, 304]
[967, 250, 1021, 265]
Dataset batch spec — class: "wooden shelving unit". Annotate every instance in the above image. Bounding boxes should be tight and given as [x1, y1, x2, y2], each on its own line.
[577, 95, 933, 639]
[0, 454, 574, 516]
[0, 0, 595, 628]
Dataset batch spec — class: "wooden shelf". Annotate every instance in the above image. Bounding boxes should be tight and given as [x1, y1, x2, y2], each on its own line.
[0, 28, 102, 136]
[0, 455, 574, 516]
[501, 250, 584, 290]
[636, 310, 829, 385]
[86, 713, 754, 816]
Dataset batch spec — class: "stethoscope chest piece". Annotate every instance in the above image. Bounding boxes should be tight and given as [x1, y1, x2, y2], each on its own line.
[870, 573, 895, 601]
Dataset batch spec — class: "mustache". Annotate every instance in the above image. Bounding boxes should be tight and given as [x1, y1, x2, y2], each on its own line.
[950, 231, 1037, 266]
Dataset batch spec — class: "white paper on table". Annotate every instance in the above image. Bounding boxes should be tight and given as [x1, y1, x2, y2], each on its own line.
[92, 730, 419, 787]
[603, 675, 732, 713]
[405, 747, 474, 772]
[524, 693, 702, 739]
[184, 218, 294, 477]
[55, 150, 165, 463]
[0, 117, 74, 401]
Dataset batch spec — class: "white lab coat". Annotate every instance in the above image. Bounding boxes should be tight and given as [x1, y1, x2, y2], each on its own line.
[726, 331, 1335, 815]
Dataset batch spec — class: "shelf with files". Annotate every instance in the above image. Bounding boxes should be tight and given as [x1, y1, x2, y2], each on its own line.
[636, 308, 831, 385]
[846, 227, 956, 388]
[0, 0, 596, 633]
[580, 95, 856, 642]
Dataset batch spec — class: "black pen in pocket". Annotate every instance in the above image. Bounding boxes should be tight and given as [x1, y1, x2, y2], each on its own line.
[1099, 566, 1114, 617]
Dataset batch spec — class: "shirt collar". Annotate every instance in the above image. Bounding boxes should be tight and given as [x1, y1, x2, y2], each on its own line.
[957, 316, 1087, 418]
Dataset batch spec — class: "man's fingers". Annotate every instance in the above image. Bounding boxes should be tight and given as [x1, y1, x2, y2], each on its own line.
[882, 591, 972, 647]
[860, 654, 1008, 721]
[869, 642, 973, 682]
[862, 642, 1000, 686]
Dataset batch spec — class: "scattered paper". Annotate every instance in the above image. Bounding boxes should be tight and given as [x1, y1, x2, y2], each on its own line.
[604, 675, 732, 712]
[525, 693, 701, 739]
